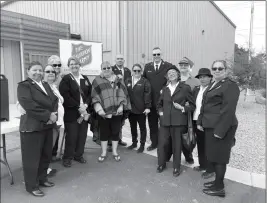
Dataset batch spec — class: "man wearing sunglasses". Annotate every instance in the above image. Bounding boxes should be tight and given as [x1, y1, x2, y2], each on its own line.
[143, 47, 172, 151]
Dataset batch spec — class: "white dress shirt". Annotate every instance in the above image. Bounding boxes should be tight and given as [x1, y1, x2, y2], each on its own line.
[132, 76, 141, 87]
[154, 61, 162, 71]
[32, 79, 48, 95]
[168, 82, 179, 96]
[70, 73, 84, 105]
[117, 65, 124, 76]
[193, 85, 208, 120]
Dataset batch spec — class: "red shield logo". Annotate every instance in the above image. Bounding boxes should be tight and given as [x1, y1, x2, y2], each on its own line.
[71, 43, 92, 67]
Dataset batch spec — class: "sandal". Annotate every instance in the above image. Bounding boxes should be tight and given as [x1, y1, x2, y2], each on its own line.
[98, 155, 107, 163]
[113, 155, 121, 162]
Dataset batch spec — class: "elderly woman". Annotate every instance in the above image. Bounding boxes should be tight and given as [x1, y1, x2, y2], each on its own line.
[125, 63, 151, 153]
[17, 61, 58, 197]
[59, 56, 92, 167]
[198, 60, 240, 198]
[157, 65, 195, 177]
[91, 61, 131, 162]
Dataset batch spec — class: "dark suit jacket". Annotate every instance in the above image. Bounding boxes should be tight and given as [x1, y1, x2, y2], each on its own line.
[125, 77, 152, 114]
[17, 78, 58, 132]
[197, 78, 240, 138]
[143, 60, 172, 107]
[157, 82, 195, 126]
[112, 65, 131, 84]
[59, 73, 92, 122]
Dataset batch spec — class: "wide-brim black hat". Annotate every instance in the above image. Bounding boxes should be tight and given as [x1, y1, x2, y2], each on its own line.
[195, 68, 213, 78]
[167, 65, 180, 73]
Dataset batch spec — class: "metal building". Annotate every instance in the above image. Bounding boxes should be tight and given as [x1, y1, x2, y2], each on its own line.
[1, 1, 236, 75]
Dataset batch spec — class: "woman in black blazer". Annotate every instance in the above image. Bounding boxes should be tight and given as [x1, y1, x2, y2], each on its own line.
[59, 56, 92, 168]
[17, 61, 58, 197]
[125, 64, 152, 153]
[198, 60, 240, 198]
[157, 65, 195, 177]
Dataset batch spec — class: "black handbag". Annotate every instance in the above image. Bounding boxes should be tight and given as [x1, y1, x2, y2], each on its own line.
[182, 112, 196, 151]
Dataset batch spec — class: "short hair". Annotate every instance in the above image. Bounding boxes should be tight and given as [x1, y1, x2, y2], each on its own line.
[47, 55, 61, 65]
[153, 47, 161, 51]
[211, 60, 228, 69]
[132, 63, 142, 70]
[101, 61, 111, 69]
[67, 56, 81, 67]
[44, 64, 55, 72]
[28, 61, 43, 70]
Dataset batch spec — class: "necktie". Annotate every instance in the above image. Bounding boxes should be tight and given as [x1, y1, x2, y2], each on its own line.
[155, 65, 158, 71]
[118, 69, 122, 75]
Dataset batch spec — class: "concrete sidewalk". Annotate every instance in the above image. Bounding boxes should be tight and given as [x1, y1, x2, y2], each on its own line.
[1, 133, 265, 203]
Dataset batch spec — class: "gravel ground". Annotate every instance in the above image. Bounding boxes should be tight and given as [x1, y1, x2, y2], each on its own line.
[122, 91, 266, 174]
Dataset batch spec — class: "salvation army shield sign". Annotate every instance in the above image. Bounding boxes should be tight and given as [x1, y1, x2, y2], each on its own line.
[71, 43, 92, 67]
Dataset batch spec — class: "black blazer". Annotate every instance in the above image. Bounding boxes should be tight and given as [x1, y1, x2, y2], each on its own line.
[17, 78, 58, 132]
[112, 65, 132, 84]
[143, 60, 172, 107]
[157, 82, 195, 126]
[197, 78, 240, 138]
[125, 77, 152, 114]
[59, 73, 92, 122]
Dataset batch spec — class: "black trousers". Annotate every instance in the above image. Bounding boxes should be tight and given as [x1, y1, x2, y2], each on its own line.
[63, 120, 88, 160]
[128, 113, 147, 145]
[98, 115, 122, 141]
[20, 129, 53, 191]
[158, 125, 187, 169]
[52, 128, 60, 157]
[147, 107, 159, 147]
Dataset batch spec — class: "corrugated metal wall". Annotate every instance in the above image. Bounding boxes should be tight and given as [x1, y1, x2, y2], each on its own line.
[2, 1, 120, 63]
[126, 1, 235, 75]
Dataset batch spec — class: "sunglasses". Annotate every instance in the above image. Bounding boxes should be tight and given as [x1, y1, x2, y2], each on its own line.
[102, 67, 111, 70]
[133, 70, 141, 73]
[212, 67, 225, 71]
[52, 64, 62, 68]
[153, 53, 161, 56]
[179, 63, 189, 66]
[45, 70, 56, 74]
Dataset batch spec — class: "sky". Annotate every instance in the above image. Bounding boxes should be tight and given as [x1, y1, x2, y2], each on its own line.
[214, 1, 266, 54]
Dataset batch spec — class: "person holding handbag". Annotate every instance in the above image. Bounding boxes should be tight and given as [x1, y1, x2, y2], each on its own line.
[59, 56, 92, 168]
[157, 65, 195, 177]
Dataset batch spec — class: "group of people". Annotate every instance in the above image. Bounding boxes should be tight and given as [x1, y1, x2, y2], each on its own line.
[17, 47, 240, 198]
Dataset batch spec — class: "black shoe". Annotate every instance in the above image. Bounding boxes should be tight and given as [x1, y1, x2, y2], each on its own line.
[108, 145, 112, 152]
[157, 164, 166, 173]
[47, 168, 57, 177]
[137, 145, 144, 153]
[118, 140, 127, 146]
[186, 158, 194, 164]
[204, 181, 215, 188]
[173, 168, 181, 177]
[127, 143, 137, 150]
[147, 145, 157, 151]
[74, 157, 87, 163]
[28, 189, 45, 197]
[202, 171, 215, 179]
[95, 139, 101, 146]
[63, 159, 72, 167]
[203, 187, 225, 198]
[39, 181, 55, 188]
[193, 166, 206, 172]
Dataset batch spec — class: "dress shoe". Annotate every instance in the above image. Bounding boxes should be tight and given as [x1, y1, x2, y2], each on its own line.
[28, 189, 45, 197]
[63, 159, 72, 167]
[204, 181, 215, 188]
[74, 157, 87, 163]
[127, 143, 137, 150]
[156, 164, 166, 173]
[47, 168, 57, 177]
[173, 168, 181, 177]
[39, 181, 55, 187]
[118, 140, 127, 146]
[202, 171, 215, 179]
[193, 166, 206, 172]
[203, 187, 225, 198]
[185, 158, 194, 164]
[137, 145, 144, 153]
[147, 145, 157, 151]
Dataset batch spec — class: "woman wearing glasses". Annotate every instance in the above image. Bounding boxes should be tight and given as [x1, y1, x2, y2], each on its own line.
[198, 60, 240, 198]
[125, 64, 152, 153]
[91, 61, 131, 162]
[59, 56, 92, 167]
[47, 55, 63, 88]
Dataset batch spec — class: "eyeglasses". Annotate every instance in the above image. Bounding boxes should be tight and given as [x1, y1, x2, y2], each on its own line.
[211, 67, 225, 71]
[102, 67, 111, 70]
[153, 53, 161, 56]
[45, 70, 56, 74]
[133, 70, 141, 73]
[179, 63, 189, 67]
[52, 64, 62, 68]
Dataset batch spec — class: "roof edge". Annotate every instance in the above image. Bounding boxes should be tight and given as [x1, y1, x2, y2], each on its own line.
[1, 1, 17, 8]
[209, 1, 236, 29]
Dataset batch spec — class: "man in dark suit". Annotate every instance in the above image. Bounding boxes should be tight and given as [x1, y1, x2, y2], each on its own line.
[143, 47, 172, 151]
